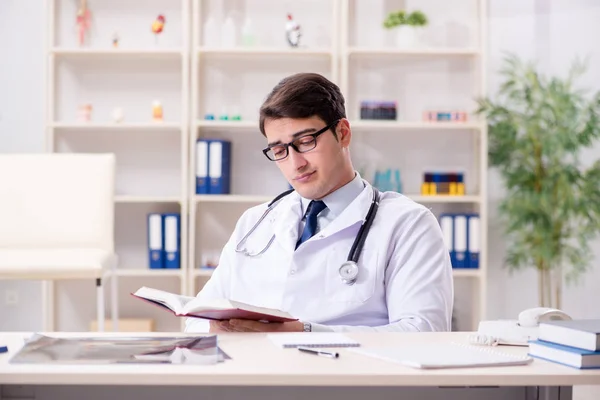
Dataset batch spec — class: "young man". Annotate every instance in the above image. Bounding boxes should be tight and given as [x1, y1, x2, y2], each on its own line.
[186, 73, 453, 333]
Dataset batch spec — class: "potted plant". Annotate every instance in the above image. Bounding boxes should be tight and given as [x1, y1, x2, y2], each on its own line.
[476, 53, 600, 309]
[383, 10, 428, 48]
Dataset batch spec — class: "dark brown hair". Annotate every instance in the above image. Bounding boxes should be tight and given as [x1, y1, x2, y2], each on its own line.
[259, 73, 346, 138]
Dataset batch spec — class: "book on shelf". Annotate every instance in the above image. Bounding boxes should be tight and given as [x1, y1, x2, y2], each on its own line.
[147, 213, 181, 269]
[131, 286, 297, 323]
[195, 139, 231, 195]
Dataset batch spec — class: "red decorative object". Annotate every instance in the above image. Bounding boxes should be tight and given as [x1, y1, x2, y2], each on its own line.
[76, 0, 92, 47]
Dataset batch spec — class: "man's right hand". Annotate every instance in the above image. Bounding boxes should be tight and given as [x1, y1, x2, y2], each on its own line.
[209, 320, 233, 333]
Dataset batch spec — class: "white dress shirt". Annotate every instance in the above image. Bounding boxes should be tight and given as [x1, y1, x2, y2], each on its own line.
[185, 172, 454, 333]
[297, 172, 364, 239]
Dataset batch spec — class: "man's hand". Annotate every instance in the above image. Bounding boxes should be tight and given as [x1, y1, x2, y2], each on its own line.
[210, 319, 304, 333]
[209, 320, 234, 333]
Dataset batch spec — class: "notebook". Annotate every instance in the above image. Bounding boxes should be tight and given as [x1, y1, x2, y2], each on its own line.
[267, 333, 360, 348]
[350, 342, 533, 369]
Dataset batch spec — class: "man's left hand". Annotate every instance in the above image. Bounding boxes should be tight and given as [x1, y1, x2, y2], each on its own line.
[221, 319, 304, 332]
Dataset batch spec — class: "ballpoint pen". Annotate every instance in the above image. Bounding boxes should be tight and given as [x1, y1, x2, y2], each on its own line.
[297, 347, 339, 358]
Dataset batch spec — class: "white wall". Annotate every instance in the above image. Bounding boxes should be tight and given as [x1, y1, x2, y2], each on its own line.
[0, 0, 46, 331]
[1, 0, 600, 339]
[485, 0, 600, 322]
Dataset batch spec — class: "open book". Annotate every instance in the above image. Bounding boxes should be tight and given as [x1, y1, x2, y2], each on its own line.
[131, 286, 297, 322]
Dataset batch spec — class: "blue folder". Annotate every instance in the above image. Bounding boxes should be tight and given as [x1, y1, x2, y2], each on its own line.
[208, 140, 231, 194]
[163, 213, 181, 269]
[147, 213, 164, 269]
[195, 139, 209, 194]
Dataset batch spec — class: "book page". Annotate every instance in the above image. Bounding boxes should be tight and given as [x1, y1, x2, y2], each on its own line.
[182, 297, 235, 315]
[135, 287, 195, 314]
[182, 298, 294, 320]
[229, 300, 294, 320]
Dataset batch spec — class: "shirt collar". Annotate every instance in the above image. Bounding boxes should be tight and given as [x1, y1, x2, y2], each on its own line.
[299, 171, 365, 218]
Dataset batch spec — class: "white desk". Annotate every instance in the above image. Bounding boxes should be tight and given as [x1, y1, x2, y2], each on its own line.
[1, 332, 599, 400]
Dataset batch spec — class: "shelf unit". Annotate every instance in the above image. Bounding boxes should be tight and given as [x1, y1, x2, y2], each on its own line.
[188, 0, 342, 296]
[198, 47, 333, 56]
[40, 0, 488, 332]
[340, 0, 488, 330]
[50, 48, 184, 57]
[347, 47, 480, 56]
[51, 122, 182, 130]
[44, 0, 191, 332]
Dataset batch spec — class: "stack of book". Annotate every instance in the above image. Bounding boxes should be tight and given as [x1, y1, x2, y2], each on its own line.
[528, 320, 600, 369]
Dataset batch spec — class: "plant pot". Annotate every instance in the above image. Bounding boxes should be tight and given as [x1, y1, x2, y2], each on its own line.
[395, 26, 417, 48]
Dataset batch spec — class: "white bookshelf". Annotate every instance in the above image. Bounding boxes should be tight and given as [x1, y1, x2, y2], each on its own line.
[45, 0, 191, 332]
[195, 194, 273, 204]
[349, 120, 484, 130]
[347, 47, 480, 56]
[194, 194, 481, 204]
[41, 0, 489, 333]
[51, 122, 182, 131]
[198, 47, 333, 56]
[194, 119, 484, 131]
[115, 195, 182, 204]
[196, 120, 258, 129]
[51, 48, 184, 57]
[114, 269, 185, 278]
[188, 0, 341, 296]
[340, 0, 488, 330]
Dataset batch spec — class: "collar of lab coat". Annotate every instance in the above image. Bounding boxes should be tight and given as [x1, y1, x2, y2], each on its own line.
[316, 181, 374, 240]
[271, 181, 375, 251]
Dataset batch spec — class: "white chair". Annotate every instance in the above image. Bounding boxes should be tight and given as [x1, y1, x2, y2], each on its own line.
[0, 154, 119, 332]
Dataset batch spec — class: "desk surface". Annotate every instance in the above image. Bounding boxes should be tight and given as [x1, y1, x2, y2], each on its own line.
[1, 331, 599, 387]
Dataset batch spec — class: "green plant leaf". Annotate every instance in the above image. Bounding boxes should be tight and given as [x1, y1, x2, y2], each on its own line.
[475, 53, 600, 282]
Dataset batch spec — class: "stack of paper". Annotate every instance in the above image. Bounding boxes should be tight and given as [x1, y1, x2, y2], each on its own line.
[350, 342, 533, 369]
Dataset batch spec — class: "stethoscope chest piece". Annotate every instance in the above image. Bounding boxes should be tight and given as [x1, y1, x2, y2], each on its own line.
[339, 261, 359, 285]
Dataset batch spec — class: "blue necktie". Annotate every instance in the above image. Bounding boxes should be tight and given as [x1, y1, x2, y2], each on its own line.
[295, 200, 327, 249]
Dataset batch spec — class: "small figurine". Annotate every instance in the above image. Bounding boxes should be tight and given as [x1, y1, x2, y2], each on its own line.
[112, 108, 124, 123]
[76, 0, 92, 47]
[285, 13, 302, 47]
[112, 32, 119, 48]
[152, 101, 163, 122]
[78, 103, 92, 122]
[151, 15, 166, 45]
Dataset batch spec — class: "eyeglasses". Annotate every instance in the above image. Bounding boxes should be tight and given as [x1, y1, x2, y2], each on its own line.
[262, 120, 340, 162]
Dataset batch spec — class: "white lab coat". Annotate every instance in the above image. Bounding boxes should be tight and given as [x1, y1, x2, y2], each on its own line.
[185, 182, 453, 333]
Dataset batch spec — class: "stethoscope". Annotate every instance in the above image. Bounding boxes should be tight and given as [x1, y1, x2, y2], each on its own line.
[234, 186, 381, 285]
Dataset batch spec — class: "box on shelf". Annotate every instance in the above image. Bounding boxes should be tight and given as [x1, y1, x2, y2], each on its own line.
[422, 110, 468, 122]
[421, 172, 465, 195]
[360, 101, 397, 120]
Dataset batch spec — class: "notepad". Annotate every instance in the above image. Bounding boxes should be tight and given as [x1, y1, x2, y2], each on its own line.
[350, 342, 533, 369]
[267, 333, 360, 348]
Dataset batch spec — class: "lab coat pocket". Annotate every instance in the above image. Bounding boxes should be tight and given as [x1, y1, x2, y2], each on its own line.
[325, 248, 378, 303]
